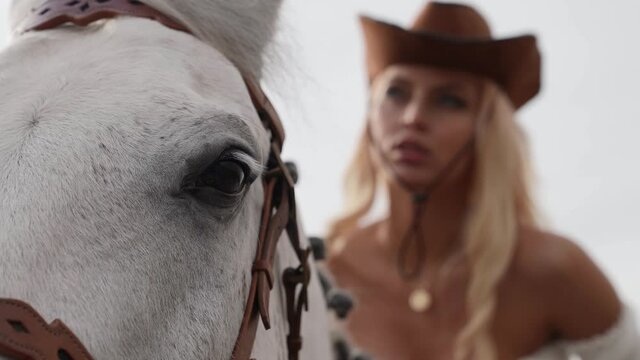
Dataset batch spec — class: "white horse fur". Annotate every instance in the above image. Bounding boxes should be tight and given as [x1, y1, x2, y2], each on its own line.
[0, 0, 331, 359]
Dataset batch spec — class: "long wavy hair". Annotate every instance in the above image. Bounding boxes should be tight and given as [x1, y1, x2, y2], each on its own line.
[326, 80, 539, 360]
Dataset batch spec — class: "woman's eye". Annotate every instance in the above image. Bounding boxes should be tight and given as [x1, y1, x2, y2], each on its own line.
[437, 94, 468, 109]
[386, 85, 408, 100]
[196, 160, 248, 195]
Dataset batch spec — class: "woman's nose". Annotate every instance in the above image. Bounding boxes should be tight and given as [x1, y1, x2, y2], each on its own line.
[401, 100, 429, 131]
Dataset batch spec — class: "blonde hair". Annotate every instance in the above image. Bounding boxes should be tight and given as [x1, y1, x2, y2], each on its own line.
[327, 82, 538, 360]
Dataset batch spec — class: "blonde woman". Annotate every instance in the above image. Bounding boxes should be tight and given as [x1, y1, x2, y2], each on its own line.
[326, 2, 639, 360]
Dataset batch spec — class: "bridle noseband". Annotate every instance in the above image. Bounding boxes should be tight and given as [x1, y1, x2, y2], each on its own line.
[0, 1, 311, 360]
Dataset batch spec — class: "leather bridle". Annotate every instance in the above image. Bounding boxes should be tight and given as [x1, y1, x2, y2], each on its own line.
[0, 1, 311, 359]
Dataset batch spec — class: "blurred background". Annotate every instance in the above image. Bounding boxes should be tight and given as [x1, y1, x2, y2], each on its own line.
[273, 0, 640, 313]
[1, 0, 638, 313]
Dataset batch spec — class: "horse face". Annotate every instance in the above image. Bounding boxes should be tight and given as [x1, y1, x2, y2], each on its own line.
[0, 15, 270, 359]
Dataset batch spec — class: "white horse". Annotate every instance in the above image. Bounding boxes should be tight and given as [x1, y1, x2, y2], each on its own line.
[0, 0, 332, 359]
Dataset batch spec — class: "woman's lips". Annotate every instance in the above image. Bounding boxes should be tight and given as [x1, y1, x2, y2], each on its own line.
[392, 141, 431, 165]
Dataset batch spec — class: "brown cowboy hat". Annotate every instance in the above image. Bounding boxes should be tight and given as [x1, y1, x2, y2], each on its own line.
[361, 2, 541, 108]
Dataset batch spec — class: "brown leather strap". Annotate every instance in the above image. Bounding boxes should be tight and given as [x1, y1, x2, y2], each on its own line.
[19, 0, 189, 34]
[9, 2, 312, 360]
[231, 94, 311, 359]
[242, 79, 286, 153]
[0, 299, 94, 360]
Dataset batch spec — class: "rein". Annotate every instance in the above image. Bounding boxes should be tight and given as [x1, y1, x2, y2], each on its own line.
[0, 1, 311, 359]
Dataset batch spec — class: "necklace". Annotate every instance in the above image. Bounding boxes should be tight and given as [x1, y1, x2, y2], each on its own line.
[408, 250, 464, 313]
[408, 287, 433, 313]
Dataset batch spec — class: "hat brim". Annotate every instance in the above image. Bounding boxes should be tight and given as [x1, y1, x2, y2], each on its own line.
[360, 16, 541, 108]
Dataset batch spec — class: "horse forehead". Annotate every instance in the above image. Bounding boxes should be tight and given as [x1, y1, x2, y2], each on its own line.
[82, 20, 260, 117]
[0, 19, 269, 149]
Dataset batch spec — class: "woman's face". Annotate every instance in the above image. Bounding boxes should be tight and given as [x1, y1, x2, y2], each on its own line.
[369, 65, 484, 190]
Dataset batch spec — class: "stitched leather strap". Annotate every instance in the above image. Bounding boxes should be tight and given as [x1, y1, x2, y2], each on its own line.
[18, 0, 189, 34]
[0, 299, 94, 360]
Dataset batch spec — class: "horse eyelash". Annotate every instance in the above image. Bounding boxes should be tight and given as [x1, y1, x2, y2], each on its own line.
[221, 151, 264, 180]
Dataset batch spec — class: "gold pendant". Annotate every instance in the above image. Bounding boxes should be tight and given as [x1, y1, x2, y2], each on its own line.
[409, 288, 432, 313]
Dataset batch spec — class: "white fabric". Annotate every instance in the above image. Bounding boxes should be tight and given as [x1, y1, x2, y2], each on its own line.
[521, 306, 640, 360]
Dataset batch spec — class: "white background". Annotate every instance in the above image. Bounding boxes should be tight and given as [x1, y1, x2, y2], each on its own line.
[1, 1, 638, 313]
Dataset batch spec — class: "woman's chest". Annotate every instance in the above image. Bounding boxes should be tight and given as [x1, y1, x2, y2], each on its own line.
[341, 268, 551, 360]
[343, 268, 467, 359]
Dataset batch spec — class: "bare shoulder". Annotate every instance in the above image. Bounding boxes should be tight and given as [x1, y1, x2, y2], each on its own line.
[510, 225, 622, 339]
[510, 226, 587, 279]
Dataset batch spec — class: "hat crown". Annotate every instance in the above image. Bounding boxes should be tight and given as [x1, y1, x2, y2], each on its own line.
[411, 2, 491, 39]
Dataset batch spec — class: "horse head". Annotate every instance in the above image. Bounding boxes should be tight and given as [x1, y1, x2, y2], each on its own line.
[0, 1, 330, 359]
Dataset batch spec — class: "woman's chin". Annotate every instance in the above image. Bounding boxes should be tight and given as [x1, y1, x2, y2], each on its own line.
[389, 166, 436, 192]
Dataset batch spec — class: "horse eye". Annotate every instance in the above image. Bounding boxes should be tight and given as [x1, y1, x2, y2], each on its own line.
[196, 160, 248, 195]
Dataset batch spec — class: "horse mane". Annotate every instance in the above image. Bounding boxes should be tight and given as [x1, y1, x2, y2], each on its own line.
[9, 0, 284, 80]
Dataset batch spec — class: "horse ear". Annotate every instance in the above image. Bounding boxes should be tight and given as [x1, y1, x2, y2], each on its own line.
[150, 0, 285, 79]
[9, 0, 285, 79]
